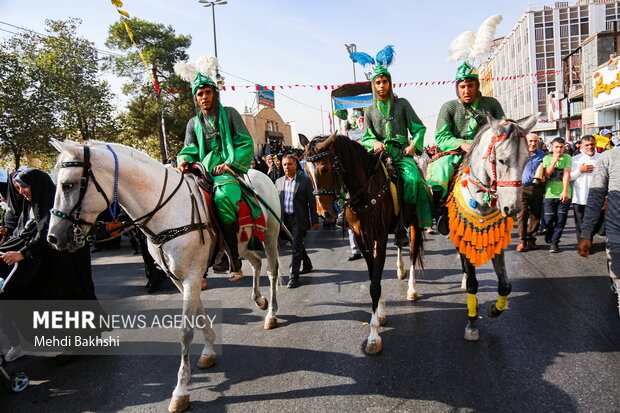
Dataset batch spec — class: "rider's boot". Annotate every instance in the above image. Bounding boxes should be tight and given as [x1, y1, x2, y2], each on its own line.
[433, 189, 449, 236]
[220, 223, 243, 281]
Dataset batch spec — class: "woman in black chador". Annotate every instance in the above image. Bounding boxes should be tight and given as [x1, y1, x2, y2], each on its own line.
[0, 168, 98, 362]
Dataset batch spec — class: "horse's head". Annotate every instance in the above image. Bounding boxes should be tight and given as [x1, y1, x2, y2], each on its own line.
[468, 113, 538, 216]
[301, 133, 341, 224]
[48, 139, 113, 251]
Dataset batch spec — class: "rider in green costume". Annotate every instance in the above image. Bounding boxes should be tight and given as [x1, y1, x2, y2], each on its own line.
[177, 71, 259, 277]
[361, 64, 434, 244]
[426, 62, 505, 234]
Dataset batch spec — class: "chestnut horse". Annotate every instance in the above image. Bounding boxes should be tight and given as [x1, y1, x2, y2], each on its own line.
[301, 134, 423, 354]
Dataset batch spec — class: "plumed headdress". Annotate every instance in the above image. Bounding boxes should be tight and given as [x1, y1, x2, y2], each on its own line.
[174, 56, 219, 94]
[349, 45, 396, 81]
[447, 14, 502, 81]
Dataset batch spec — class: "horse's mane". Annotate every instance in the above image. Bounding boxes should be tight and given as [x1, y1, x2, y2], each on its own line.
[308, 134, 377, 175]
[58, 140, 163, 167]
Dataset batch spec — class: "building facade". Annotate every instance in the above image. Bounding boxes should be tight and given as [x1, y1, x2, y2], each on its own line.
[241, 107, 292, 156]
[484, 0, 620, 141]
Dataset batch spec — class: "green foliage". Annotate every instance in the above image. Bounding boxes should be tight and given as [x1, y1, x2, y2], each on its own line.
[0, 18, 118, 169]
[104, 18, 194, 161]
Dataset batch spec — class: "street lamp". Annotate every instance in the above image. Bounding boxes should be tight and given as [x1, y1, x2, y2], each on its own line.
[198, 0, 227, 87]
[345, 43, 357, 82]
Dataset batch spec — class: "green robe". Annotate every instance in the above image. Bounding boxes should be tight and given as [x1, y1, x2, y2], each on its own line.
[361, 97, 433, 228]
[426, 96, 505, 196]
[177, 105, 258, 224]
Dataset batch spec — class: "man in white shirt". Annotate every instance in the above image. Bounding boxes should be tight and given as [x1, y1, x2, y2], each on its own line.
[570, 135, 603, 240]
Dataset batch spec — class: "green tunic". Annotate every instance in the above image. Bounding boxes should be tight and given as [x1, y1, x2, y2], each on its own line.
[361, 98, 433, 228]
[426, 96, 505, 196]
[177, 105, 258, 224]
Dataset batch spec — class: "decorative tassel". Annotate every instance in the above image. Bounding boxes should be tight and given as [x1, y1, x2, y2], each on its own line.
[488, 227, 495, 245]
[457, 220, 465, 236]
[248, 235, 263, 251]
[499, 220, 505, 234]
[482, 230, 488, 247]
[472, 230, 478, 248]
[481, 249, 488, 265]
[461, 180, 468, 187]
[464, 225, 472, 242]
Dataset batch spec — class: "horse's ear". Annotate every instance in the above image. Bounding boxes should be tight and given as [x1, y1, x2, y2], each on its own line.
[518, 113, 540, 134]
[316, 132, 337, 152]
[486, 113, 503, 136]
[50, 139, 79, 156]
[298, 133, 310, 149]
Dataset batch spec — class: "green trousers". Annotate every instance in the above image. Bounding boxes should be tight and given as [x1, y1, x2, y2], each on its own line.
[388, 148, 433, 228]
[426, 152, 464, 197]
[213, 173, 242, 224]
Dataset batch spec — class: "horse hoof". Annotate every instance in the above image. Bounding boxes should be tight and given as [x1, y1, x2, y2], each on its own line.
[365, 338, 382, 355]
[377, 315, 387, 326]
[397, 269, 407, 280]
[256, 297, 268, 311]
[263, 317, 277, 330]
[197, 355, 216, 369]
[407, 292, 420, 301]
[487, 304, 504, 318]
[464, 327, 480, 342]
[168, 395, 190, 412]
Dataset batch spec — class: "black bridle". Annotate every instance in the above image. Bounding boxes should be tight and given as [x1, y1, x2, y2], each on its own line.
[304, 151, 346, 198]
[50, 144, 187, 244]
[50, 145, 113, 243]
[304, 149, 389, 214]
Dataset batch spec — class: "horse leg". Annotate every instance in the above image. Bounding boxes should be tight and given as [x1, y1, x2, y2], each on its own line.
[406, 225, 420, 301]
[168, 275, 201, 412]
[195, 298, 217, 370]
[459, 253, 468, 290]
[460, 254, 480, 342]
[396, 246, 407, 280]
[263, 237, 280, 330]
[366, 240, 387, 355]
[488, 252, 511, 318]
[245, 251, 267, 311]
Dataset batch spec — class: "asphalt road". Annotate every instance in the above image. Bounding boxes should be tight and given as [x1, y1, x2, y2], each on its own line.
[2, 219, 619, 413]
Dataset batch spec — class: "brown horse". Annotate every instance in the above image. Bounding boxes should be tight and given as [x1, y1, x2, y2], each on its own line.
[301, 133, 423, 354]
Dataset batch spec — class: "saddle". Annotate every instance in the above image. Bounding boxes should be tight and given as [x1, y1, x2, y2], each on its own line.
[186, 162, 267, 252]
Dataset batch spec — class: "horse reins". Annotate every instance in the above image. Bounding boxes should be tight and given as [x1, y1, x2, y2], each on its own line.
[462, 127, 523, 206]
[51, 145, 187, 243]
[304, 149, 389, 214]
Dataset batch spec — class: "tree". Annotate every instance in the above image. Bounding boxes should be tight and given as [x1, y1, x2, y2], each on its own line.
[0, 18, 118, 169]
[0, 39, 59, 169]
[37, 19, 119, 141]
[104, 18, 194, 162]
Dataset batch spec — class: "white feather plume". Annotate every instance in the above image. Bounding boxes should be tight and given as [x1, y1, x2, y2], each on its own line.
[196, 56, 218, 79]
[470, 14, 503, 59]
[174, 62, 197, 83]
[448, 31, 476, 63]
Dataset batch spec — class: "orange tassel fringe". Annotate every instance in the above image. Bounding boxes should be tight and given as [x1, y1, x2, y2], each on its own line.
[446, 187, 515, 267]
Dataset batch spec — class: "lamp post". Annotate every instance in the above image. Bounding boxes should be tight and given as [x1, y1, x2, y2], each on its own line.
[198, 0, 227, 87]
[345, 43, 357, 82]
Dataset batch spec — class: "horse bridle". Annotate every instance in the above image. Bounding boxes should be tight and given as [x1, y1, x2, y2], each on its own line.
[50, 145, 113, 243]
[304, 151, 346, 198]
[50, 145, 186, 244]
[463, 128, 523, 205]
[304, 149, 389, 214]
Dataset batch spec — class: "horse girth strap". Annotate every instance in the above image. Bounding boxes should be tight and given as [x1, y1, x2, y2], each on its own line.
[151, 223, 211, 246]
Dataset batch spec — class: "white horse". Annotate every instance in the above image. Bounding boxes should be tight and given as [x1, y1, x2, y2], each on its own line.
[47, 139, 281, 412]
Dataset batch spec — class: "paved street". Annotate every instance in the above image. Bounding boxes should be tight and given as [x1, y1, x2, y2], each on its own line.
[2, 219, 619, 413]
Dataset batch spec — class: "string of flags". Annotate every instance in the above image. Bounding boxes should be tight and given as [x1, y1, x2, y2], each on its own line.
[210, 70, 562, 92]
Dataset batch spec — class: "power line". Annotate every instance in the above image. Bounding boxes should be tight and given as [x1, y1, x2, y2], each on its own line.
[220, 69, 324, 112]
[0, 20, 124, 58]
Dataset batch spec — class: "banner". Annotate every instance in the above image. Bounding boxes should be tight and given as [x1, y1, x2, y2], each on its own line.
[257, 87, 275, 108]
[333, 94, 374, 110]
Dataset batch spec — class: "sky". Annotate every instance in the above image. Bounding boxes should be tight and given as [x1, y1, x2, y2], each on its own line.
[0, 0, 530, 144]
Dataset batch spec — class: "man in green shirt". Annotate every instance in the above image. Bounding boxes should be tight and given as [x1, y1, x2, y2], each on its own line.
[361, 64, 433, 245]
[426, 62, 505, 234]
[542, 137, 572, 253]
[176, 71, 258, 280]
